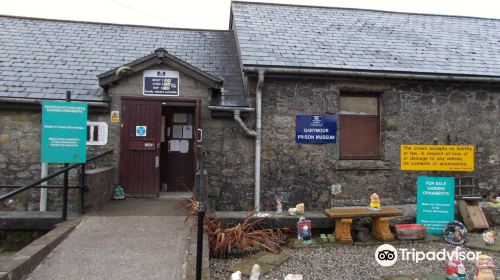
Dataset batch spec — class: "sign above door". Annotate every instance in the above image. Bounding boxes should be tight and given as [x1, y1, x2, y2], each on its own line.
[143, 70, 179, 96]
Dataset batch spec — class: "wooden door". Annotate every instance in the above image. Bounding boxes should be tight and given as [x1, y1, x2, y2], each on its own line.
[161, 106, 195, 191]
[120, 99, 161, 196]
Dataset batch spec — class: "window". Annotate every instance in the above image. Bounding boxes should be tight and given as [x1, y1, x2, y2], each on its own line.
[338, 94, 380, 159]
[86, 122, 108, 146]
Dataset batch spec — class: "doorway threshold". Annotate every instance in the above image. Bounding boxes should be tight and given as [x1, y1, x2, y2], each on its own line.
[159, 192, 193, 200]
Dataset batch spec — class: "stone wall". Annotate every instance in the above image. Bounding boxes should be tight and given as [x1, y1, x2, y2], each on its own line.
[84, 167, 115, 212]
[0, 107, 111, 212]
[210, 76, 500, 211]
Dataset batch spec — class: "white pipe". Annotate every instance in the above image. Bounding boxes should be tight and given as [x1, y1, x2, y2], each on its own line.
[255, 70, 265, 213]
[233, 110, 256, 137]
[40, 162, 48, 211]
[207, 106, 255, 112]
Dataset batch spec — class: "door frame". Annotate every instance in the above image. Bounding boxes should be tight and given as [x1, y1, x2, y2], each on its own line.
[120, 96, 201, 196]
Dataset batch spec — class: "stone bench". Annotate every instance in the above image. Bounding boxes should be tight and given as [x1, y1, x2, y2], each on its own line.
[324, 207, 403, 244]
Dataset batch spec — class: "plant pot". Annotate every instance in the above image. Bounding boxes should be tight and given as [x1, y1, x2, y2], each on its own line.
[353, 227, 370, 242]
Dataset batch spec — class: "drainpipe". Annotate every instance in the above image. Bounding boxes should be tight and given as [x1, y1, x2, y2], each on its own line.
[233, 110, 256, 137]
[254, 70, 265, 213]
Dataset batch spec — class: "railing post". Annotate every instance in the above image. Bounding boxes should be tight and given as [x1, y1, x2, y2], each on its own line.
[62, 163, 69, 221]
[79, 163, 86, 215]
[195, 164, 205, 280]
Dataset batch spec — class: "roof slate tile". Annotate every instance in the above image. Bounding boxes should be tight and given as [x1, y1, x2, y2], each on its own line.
[231, 2, 500, 77]
[0, 16, 246, 105]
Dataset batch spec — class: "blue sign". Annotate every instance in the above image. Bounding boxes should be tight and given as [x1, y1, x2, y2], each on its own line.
[296, 115, 337, 143]
[417, 176, 455, 234]
[136, 126, 147, 137]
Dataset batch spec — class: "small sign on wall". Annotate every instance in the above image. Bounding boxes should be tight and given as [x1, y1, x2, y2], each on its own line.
[136, 126, 147, 137]
[401, 145, 474, 171]
[143, 70, 179, 96]
[296, 115, 337, 143]
[110, 111, 120, 123]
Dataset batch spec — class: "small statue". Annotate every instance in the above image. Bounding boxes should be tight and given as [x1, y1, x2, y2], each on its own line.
[288, 203, 305, 216]
[482, 230, 496, 245]
[231, 271, 242, 280]
[446, 247, 466, 279]
[369, 193, 381, 210]
[112, 186, 126, 200]
[275, 197, 282, 216]
[297, 217, 312, 244]
[249, 264, 261, 280]
[475, 254, 495, 280]
[284, 275, 303, 280]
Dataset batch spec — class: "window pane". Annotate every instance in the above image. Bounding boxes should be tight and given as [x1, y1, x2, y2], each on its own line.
[340, 96, 378, 115]
[339, 115, 380, 159]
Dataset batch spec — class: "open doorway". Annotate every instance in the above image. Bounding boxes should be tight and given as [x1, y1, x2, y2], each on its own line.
[160, 102, 196, 193]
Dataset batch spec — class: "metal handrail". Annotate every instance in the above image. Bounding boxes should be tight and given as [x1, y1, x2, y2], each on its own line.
[0, 149, 113, 220]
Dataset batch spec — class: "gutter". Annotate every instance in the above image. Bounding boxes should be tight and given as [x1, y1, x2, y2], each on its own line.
[243, 66, 500, 83]
[0, 97, 109, 108]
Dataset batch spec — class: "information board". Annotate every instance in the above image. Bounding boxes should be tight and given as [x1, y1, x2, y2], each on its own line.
[401, 145, 474, 171]
[296, 115, 336, 143]
[417, 176, 455, 234]
[41, 101, 88, 163]
[143, 70, 179, 96]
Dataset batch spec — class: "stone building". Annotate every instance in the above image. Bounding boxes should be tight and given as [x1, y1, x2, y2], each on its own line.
[0, 2, 499, 212]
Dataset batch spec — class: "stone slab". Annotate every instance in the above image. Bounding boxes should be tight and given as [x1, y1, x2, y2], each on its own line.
[466, 235, 500, 252]
[0, 211, 63, 230]
[228, 251, 289, 276]
[252, 251, 289, 266]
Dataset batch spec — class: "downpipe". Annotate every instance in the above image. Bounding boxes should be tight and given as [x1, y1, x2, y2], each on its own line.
[254, 70, 264, 214]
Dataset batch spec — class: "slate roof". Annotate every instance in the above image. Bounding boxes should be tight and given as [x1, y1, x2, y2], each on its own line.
[0, 16, 246, 106]
[231, 2, 500, 77]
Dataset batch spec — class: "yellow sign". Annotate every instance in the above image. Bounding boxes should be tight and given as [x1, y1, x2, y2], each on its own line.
[110, 111, 119, 123]
[401, 145, 474, 171]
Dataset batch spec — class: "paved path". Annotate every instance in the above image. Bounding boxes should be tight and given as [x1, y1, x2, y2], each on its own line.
[28, 199, 190, 280]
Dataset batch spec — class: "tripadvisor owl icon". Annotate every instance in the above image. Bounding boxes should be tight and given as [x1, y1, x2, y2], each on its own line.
[375, 244, 398, 267]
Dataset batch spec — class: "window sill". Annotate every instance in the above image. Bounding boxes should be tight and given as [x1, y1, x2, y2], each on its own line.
[333, 160, 392, 170]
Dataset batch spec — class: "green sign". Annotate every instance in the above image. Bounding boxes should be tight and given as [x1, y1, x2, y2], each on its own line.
[41, 101, 88, 163]
[417, 176, 455, 234]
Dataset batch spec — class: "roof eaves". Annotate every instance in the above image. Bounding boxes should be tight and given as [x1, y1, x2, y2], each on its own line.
[98, 49, 223, 89]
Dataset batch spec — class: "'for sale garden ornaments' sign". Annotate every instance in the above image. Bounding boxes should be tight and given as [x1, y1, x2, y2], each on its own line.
[417, 176, 455, 234]
[41, 101, 88, 163]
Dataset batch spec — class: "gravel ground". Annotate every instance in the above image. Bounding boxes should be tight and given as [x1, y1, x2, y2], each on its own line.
[210, 239, 500, 280]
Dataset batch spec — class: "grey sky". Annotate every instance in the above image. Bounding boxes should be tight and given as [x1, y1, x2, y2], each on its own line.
[1, 0, 499, 29]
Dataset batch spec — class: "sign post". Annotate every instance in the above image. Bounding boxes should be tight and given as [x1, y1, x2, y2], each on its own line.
[417, 176, 455, 234]
[41, 91, 87, 220]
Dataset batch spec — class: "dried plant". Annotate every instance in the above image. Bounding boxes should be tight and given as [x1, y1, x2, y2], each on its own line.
[184, 199, 287, 258]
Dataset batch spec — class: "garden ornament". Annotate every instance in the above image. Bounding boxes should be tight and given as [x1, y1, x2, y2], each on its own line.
[369, 193, 381, 210]
[250, 264, 261, 280]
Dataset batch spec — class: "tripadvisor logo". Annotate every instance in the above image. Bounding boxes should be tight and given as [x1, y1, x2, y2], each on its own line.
[375, 244, 481, 267]
[375, 244, 397, 267]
